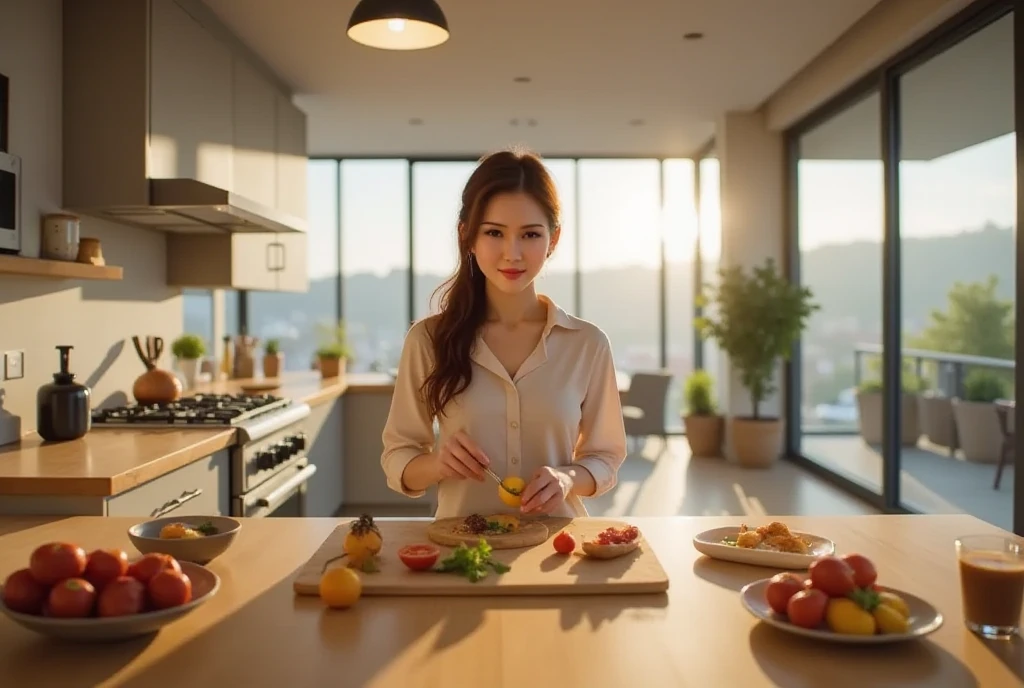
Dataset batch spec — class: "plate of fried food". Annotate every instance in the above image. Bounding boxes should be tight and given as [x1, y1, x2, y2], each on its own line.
[693, 521, 835, 569]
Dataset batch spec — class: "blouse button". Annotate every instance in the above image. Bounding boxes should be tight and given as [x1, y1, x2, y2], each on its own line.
[510, 421, 519, 429]
[511, 457, 519, 464]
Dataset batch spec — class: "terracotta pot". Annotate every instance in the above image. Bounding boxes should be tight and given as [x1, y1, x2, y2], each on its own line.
[683, 414, 724, 458]
[263, 353, 283, 379]
[729, 417, 784, 468]
[318, 356, 346, 379]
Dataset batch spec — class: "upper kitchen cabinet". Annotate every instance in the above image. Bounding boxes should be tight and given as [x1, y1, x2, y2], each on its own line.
[62, 0, 308, 237]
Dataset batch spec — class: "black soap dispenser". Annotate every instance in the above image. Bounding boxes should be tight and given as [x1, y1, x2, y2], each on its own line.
[37, 345, 92, 442]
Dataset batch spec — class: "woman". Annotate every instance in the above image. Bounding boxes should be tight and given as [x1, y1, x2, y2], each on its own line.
[380, 147, 627, 519]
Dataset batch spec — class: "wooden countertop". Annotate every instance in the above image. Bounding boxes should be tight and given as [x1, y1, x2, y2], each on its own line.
[0, 514, 1020, 688]
[0, 372, 394, 497]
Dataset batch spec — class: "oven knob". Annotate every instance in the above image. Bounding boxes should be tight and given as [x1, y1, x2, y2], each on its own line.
[287, 433, 307, 451]
[255, 451, 273, 470]
[274, 444, 290, 464]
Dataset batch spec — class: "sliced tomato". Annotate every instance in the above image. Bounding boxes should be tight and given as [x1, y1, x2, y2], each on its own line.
[398, 544, 440, 571]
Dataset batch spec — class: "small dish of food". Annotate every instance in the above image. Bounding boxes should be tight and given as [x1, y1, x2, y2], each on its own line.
[581, 524, 642, 560]
[692, 521, 835, 569]
[128, 515, 241, 564]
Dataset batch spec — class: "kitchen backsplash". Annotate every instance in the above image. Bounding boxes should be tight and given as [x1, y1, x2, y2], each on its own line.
[0, 0, 184, 437]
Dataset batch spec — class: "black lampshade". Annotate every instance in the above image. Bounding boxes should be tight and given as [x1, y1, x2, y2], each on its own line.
[347, 0, 450, 50]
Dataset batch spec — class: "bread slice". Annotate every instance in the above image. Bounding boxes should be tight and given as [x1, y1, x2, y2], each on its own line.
[581, 539, 640, 560]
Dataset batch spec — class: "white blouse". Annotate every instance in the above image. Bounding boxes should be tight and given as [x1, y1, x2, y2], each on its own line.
[380, 295, 628, 518]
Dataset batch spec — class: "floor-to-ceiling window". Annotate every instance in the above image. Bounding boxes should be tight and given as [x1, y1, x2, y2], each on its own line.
[341, 159, 410, 372]
[897, 12, 1015, 526]
[697, 152, 722, 404]
[788, 1, 1019, 532]
[795, 90, 884, 497]
[248, 159, 340, 371]
[664, 159, 698, 430]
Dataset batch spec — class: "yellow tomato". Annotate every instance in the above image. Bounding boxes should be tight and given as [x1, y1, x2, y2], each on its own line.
[498, 477, 526, 508]
[826, 598, 877, 635]
[876, 591, 910, 619]
[319, 567, 362, 609]
[873, 603, 910, 634]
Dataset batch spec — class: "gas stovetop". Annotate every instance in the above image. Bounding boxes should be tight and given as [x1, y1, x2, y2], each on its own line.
[92, 393, 298, 429]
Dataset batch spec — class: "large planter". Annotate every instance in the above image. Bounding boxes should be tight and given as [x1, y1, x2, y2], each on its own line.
[918, 394, 957, 449]
[856, 391, 921, 446]
[683, 414, 724, 458]
[952, 399, 1002, 463]
[318, 356, 347, 380]
[730, 417, 784, 468]
[263, 353, 283, 379]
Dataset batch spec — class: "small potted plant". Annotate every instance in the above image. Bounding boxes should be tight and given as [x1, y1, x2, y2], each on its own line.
[315, 323, 352, 380]
[263, 338, 283, 379]
[682, 370, 724, 458]
[855, 370, 925, 446]
[952, 369, 1009, 463]
[697, 258, 818, 468]
[171, 334, 206, 389]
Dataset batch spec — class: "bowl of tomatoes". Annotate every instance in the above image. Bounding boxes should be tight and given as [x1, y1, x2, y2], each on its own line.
[0, 542, 220, 642]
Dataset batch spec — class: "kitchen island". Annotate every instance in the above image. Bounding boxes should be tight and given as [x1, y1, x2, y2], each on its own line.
[0, 514, 1019, 687]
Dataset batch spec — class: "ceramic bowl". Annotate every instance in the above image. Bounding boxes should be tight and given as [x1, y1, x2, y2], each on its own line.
[0, 561, 220, 642]
[128, 515, 241, 564]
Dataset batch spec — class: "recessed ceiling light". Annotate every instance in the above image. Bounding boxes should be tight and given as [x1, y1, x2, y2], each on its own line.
[527, 119, 537, 127]
[513, 76, 531, 83]
[683, 32, 704, 40]
[409, 117, 424, 125]
[629, 119, 645, 126]
[510, 118, 520, 126]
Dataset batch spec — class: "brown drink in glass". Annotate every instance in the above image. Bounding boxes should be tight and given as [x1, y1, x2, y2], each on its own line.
[956, 535, 1024, 639]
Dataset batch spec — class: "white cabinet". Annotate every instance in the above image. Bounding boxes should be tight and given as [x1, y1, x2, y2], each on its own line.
[149, 0, 234, 190]
[232, 57, 278, 208]
[276, 93, 309, 221]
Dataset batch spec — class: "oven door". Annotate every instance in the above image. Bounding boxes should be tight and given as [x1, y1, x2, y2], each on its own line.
[233, 458, 317, 518]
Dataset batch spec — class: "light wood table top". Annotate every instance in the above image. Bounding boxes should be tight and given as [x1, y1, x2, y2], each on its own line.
[0, 514, 1021, 688]
[0, 371, 392, 497]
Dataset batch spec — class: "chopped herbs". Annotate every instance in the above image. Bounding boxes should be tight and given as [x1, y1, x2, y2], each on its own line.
[196, 520, 219, 536]
[435, 538, 511, 582]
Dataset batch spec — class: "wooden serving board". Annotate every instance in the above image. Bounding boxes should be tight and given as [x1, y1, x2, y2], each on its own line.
[292, 517, 669, 597]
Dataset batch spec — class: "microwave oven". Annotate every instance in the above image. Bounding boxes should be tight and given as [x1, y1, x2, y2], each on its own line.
[0, 151, 20, 255]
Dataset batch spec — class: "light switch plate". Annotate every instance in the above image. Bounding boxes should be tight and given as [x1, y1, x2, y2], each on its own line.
[3, 350, 24, 380]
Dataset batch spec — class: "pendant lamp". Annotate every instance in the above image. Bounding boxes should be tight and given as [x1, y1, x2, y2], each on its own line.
[347, 0, 450, 50]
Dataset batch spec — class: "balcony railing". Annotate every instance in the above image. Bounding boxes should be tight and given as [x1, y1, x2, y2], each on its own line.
[853, 343, 1014, 398]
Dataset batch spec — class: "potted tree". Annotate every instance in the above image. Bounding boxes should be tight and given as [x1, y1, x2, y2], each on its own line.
[952, 369, 1009, 463]
[315, 323, 352, 380]
[171, 334, 206, 390]
[263, 338, 283, 379]
[682, 370, 724, 458]
[854, 371, 926, 446]
[697, 259, 818, 468]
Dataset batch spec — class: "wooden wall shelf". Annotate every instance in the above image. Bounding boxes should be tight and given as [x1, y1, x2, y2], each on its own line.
[0, 255, 123, 281]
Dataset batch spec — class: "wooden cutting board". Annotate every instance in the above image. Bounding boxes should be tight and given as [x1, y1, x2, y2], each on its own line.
[291, 517, 669, 597]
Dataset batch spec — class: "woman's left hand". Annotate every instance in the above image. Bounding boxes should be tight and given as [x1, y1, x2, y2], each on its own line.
[520, 467, 573, 514]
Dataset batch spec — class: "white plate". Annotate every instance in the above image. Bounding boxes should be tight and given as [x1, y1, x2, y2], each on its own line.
[740, 578, 944, 644]
[692, 526, 835, 569]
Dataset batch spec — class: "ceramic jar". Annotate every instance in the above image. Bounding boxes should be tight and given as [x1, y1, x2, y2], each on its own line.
[40, 214, 80, 261]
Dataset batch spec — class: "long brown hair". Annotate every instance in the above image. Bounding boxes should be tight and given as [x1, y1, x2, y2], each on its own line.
[421, 147, 561, 418]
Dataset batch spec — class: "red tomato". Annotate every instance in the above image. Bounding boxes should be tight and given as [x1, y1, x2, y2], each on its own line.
[2, 568, 50, 615]
[29, 542, 87, 585]
[840, 553, 877, 588]
[84, 549, 129, 591]
[764, 572, 804, 615]
[148, 570, 192, 609]
[47, 578, 96, 618]
[397, 544, 440, 571]
[553, 531, 577, 555]
[128, 553, 181, 584]
[786, 589, 828, 629]
[808, 556, 856, 597]
[97, 576, 146, 617]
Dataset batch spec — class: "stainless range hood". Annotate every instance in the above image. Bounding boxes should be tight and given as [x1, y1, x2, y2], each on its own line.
[91, 179, 307, 235]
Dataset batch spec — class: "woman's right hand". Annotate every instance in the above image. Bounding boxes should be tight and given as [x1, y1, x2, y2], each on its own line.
[435, 430, 489, 481]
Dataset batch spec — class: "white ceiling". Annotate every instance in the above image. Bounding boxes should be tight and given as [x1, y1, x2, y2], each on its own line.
[202, 0, 884, 157]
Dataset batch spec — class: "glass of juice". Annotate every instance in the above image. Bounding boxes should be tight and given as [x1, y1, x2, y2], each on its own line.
[956, 534, 1024, 639]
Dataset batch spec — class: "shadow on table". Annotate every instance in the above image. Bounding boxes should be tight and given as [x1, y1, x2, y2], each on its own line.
[979, 634, 1024, 683]
[692, 556, 774, 592]
[1, 632, 156, 687]
[748, 623, 979, 688]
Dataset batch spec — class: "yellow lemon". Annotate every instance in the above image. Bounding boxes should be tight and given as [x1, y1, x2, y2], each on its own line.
[498, 476, 526, 508]
[319, 566, 362, 609]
